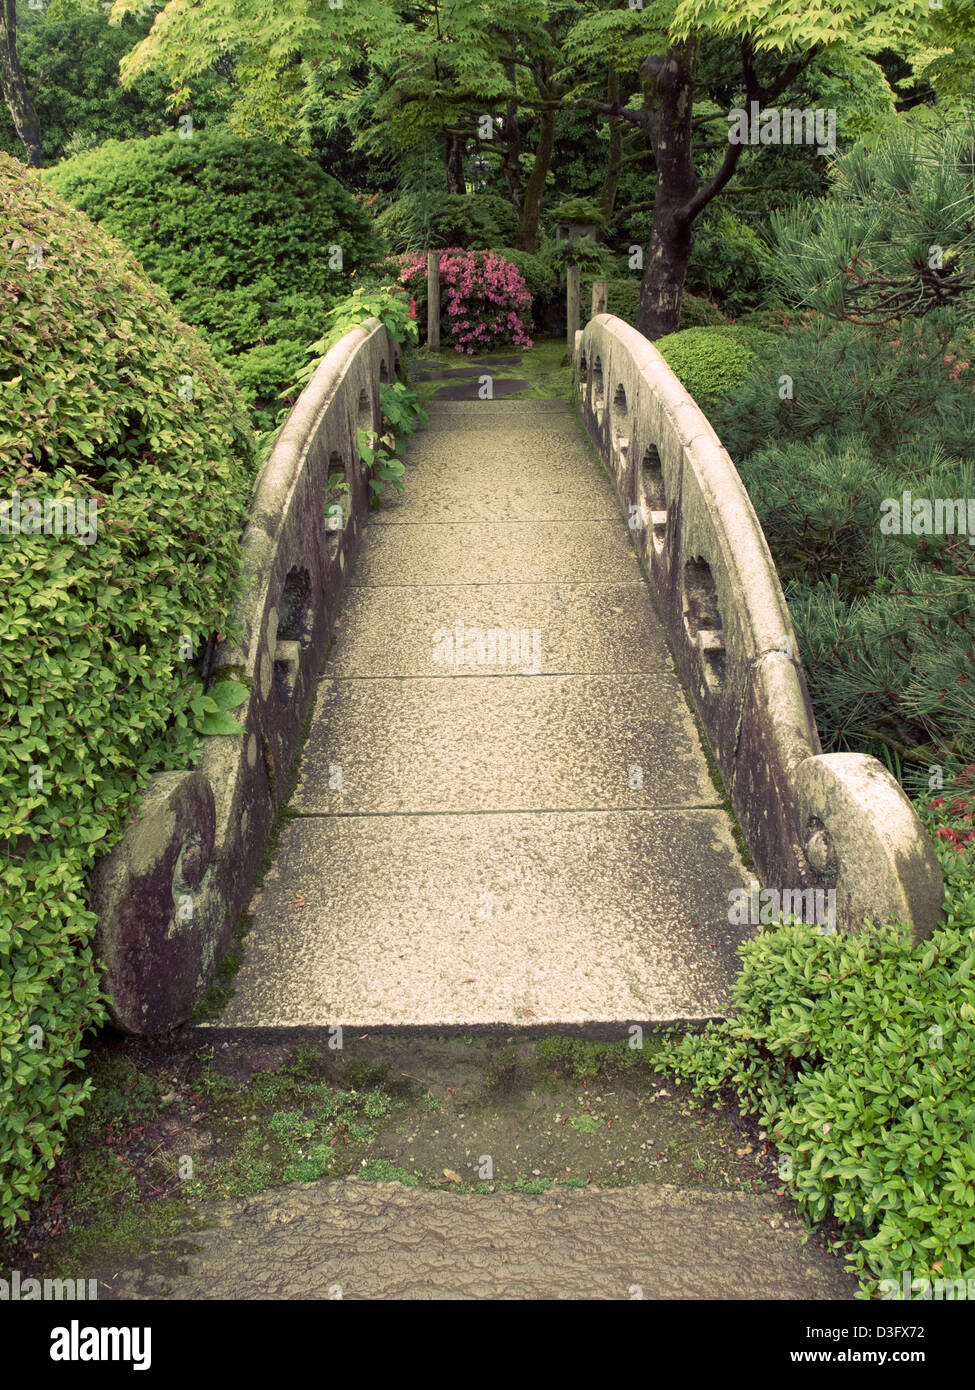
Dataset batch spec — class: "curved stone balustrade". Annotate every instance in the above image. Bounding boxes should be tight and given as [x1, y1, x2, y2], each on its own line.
[576, 313, 943, 942]
[94, 318, 394, 1033]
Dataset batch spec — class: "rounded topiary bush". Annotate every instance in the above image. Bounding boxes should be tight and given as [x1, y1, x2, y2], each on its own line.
[43, 130, 383, 424]
[0, 152, 255, 1232]
[655, 325, 773, 402]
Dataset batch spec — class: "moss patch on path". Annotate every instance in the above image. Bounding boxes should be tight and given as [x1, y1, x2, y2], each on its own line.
[0, 1031, 791, 1285]
[410, 337, 572, 406]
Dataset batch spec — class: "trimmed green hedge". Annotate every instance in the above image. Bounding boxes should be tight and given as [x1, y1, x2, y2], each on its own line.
[0, 153, 255, 1232]
[44, 130, 382, 427]
[655, 325, 776, 402]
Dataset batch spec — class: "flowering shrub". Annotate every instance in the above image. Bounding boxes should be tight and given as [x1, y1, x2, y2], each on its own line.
[921, 766, 975, 860]
[399, 249, 533, 354]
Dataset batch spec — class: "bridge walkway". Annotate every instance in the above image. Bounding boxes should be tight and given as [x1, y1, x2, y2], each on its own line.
[213, 398, 753, 1029]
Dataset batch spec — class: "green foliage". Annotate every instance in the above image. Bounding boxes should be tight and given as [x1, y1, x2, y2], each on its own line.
[707, 314, 975, 774]
[655, 325, 774, 401]
[356, 382, 427, 503]
[493, 248, 557, 304]
[0, 0, 230, 165]
[679, 291, 733, 329]
[656, 787, 975, 1296]
[790, 571, 975, 776]
[686, 211, 776, 317]
[539, 234, 618, 279]
[376, 191, 518, 253]
[293, 285, 418, 400]
[0, 154, 255, 1232]
[770, 115, 975, 326]
[548, 197, 607, 227]
[43, 130, 383, 424]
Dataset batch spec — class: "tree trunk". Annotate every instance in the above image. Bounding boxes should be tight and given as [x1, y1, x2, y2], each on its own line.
[636, 43, 699, 340]
[0, 0, 42, 167]
[517, 105, 554, 253]
[441, 131, 466, 194]
[600, 62, 623, 224]
[500, 58, 523, 221]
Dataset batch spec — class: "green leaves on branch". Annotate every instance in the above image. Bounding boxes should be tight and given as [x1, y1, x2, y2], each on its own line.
[770, 115, 975, 327]
[190, 680, 249, 737]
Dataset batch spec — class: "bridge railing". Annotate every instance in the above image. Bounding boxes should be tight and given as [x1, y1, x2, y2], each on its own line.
[576, 313, 943, 941]
[94, 318, 395, 1033]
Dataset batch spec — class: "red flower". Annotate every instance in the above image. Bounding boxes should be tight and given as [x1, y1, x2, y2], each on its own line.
[408, 297, 416, 320]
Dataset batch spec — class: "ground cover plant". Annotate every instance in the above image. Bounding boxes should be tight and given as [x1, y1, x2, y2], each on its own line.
[656, 773, 975, 1297]
[0, 154, 255, 1232]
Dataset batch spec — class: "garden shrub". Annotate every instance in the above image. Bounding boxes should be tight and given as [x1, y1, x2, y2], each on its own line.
[493, 248, 557, 325]
[656, 773, 975, 1297]
[679, 291, 732, 329]
[788, 571, 975, 776]
[376, 191, 518, 252]
[705, 314, 975, 777]
[686, 210, 776, 317]
[708, 317, 975, 464]
[44, 130, 383, 427]
[0, 153, 255, 1232]
[399, 248, 533, 354]
[655, 325, 774, 402]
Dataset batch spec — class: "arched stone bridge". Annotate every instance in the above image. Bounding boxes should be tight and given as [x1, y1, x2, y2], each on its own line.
[94, 316, 943, 1035]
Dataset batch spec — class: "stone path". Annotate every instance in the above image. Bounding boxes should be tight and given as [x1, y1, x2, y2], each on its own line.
[101, 1179, 856, 1301]
[209, 398, 754, 1029]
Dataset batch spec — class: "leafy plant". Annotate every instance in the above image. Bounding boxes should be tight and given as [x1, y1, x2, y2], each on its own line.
[190, 680, 249, 737]
[43, 129, 383, 426]
[0, 154, 255, 1233]
[655, 786, 975, 1297]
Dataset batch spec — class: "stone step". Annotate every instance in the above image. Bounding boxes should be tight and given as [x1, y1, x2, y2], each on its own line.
[348, 521, 640, 586]
[101, 1178, 856, 1300]
[323, 583, 673, 678]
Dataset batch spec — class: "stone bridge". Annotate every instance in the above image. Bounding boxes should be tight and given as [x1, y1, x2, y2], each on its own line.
[94, 316, 943, 1035]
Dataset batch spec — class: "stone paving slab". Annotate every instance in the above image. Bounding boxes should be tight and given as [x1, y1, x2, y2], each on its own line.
[293, 675, 719, 813]
[325, 583, 673, 676]
[100, 1179, 857, 1300]
[210, 809, 750, 1027]
[431, 378, 532, 399]
[349, 521, 641, 586]
[375, 467, 615, 523]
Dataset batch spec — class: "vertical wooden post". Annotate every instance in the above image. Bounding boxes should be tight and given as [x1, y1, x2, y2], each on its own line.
[566, 263, 580, 352]
[592, 279, 608, 317]
[426, 249, 440, 352]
